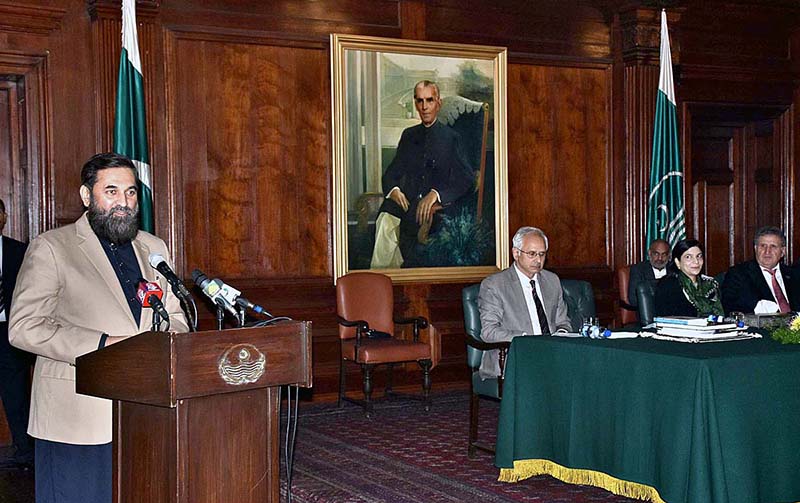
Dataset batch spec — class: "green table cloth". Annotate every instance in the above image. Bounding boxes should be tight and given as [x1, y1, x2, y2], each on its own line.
[495, 335, 800, 503]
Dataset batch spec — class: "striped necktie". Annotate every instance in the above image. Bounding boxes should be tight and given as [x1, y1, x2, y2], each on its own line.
[530, 279, 551, 335]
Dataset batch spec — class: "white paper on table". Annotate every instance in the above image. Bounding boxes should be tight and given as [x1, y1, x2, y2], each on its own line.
[754, 300, 780, 314]
[652, 331, 762, 343]
[552, 332, 584, 338]
[605, 332, 640, 339]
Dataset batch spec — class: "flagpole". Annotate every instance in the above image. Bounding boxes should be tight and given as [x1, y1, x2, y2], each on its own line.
[113, 0, 154, 233]
[646, 9, 686, 250]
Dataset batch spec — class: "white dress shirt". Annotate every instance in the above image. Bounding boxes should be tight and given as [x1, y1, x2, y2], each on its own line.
[513, 264, 545, 335]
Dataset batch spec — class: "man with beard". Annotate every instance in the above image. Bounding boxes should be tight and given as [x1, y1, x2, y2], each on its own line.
[9, 152, 189, 503]
[627, 239, 671, 314]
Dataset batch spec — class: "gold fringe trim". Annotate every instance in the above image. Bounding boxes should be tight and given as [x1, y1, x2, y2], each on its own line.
[498, 459, 666, 503]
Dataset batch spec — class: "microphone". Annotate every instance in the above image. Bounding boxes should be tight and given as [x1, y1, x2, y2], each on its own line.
[191, 269, 269, 316]
[148, 253, 192, 299]
[137, 281, 170, 321]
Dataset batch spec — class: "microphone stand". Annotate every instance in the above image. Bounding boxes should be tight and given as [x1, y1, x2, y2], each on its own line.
[235, 306, 246, 328]
[214, 299, 226, 331]
[151, 308, 162, 332]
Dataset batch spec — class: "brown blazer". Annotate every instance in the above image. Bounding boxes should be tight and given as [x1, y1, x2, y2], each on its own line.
[9, 213, 189, 445]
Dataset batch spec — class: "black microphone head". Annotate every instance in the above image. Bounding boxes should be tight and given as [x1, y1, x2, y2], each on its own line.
[191, 269, 210, 288]
[149, 253, 166, 269]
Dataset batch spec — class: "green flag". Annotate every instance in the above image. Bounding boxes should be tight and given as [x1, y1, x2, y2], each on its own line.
[646, 9, 685, 249]
[113, 0, 153, 233]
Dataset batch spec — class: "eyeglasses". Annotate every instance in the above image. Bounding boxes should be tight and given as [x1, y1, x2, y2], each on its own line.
[515, 247, 546, 259]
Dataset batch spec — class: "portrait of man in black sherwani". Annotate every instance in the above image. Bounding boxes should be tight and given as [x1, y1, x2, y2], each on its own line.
[370, 80, 474, 268]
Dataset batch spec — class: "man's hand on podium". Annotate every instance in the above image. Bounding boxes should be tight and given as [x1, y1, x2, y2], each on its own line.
[105, 335, 130, 346]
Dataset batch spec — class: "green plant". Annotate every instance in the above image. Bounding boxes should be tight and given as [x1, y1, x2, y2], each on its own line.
[419, 207, 494, 267]
[771, 314, 800, 344]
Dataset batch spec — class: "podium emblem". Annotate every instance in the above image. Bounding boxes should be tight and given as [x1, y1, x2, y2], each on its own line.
[218, 344, 266, 385]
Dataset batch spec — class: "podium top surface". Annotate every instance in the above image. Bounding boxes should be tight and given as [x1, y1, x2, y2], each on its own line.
[76, 321, 312, 407]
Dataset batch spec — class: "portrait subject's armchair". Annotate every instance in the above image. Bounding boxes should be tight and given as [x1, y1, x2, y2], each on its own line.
[439, 95, 490, 222]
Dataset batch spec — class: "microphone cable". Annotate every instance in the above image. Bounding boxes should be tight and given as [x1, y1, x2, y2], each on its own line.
[283, 384, 300, 503]
[179, 295, 199, 332]
[251, 316, 294, 327]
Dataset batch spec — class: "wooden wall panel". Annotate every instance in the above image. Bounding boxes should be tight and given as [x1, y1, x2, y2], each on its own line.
[425, 0, 611, 58]
[507, 63, 611, 269]
[622, 64, 658, 262]
[2, 0, 800, 399]
[167, 35, 330, 279]
[161, 0, 401, 40]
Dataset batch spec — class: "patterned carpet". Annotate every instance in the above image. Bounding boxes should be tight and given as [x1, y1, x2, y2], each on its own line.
[0, 391, 644, 502]
[281, 390, 641, 503]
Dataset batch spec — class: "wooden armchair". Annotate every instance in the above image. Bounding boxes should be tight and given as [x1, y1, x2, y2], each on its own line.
[336, 272, 440, 417]
[616, 265, 638, 326]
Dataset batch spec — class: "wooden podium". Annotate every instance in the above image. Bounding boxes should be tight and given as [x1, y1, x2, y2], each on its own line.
[76, 321, 312, 503]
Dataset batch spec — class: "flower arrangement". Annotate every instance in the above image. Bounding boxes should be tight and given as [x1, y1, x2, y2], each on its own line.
[771, 314, 800, 344]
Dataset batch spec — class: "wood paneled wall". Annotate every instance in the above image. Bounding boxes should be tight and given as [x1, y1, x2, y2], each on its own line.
[2, 0, 800, 398]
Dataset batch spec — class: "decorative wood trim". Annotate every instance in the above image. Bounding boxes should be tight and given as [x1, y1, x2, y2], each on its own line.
[0, 2, 66, 35]
[509, 52, 613, 68]
[163, 26, 328, 50]
[618, 6, 682, 66]
[87, 0, 159, 22]
[623, 64, 659, 262]
[0, 50, 54, 236]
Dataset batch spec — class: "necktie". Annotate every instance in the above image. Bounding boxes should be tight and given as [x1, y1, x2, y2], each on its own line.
[766, 269, 791, 313]
[530, 279, 551, 335]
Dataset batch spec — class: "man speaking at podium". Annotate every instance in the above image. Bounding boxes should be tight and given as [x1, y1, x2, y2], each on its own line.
[9, 153, 189, 503]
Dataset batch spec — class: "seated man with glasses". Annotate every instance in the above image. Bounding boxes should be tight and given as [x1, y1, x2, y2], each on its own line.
[477, 226, 571, 379]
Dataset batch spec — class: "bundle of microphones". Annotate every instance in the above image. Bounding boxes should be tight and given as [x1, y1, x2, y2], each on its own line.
[140, 253, 290, 332]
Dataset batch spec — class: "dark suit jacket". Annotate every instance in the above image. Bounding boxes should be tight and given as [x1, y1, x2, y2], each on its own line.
[721, 260, 800, 314]
[1, 235, 28, 352]
[628, 260, 659, 308]
[654, 274, 700, 318]
[378, 120, 474, 265]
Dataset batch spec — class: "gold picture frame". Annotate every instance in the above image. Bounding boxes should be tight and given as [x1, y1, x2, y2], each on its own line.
[331, 34, 508, 283]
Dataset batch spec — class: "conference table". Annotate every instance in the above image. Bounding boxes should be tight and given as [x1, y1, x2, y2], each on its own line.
[495, 334, 800, 503]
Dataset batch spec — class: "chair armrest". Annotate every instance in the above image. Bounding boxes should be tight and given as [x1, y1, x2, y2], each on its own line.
[395, 316, 429, 341]
[618, 299, 637, 312]
[337, 316, 370, 346]
[465, 337, 509, 352]
[465, 337, 510, 397]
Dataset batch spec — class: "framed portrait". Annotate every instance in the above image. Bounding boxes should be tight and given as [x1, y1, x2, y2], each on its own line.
[331, 34, 508, 283]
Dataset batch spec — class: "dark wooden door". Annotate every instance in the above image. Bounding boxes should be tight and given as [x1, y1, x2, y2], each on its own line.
[0, 77, 29, 242]
[688, 105, 788, 275]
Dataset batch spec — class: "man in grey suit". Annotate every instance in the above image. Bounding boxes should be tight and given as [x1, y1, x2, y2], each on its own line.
[628, 239, 670, 310]
[478, 226, 571, 379]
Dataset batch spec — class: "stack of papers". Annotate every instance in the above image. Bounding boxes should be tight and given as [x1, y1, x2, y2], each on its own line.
[653, 316, 758, 343]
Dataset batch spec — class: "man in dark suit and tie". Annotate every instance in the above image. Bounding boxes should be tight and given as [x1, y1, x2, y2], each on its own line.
[0, 198, 32, 469]
[628, 239, 670, 311]
[477, 226, 572, 379]
[721, 226, 800, 314]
